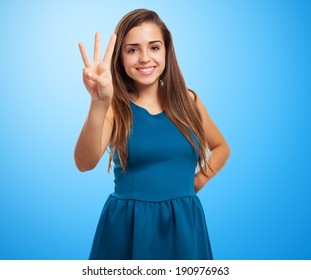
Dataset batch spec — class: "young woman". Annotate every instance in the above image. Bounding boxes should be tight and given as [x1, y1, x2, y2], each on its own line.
[75, 9, 230, 260]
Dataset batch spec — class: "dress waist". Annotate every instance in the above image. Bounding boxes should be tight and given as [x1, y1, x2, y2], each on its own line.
[111, 191, 197, 203]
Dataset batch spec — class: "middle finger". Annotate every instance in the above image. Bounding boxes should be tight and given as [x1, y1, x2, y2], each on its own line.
[93, 32, 101, 63]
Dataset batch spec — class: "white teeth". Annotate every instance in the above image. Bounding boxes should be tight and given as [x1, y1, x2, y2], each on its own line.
[137, 67, 154, 72]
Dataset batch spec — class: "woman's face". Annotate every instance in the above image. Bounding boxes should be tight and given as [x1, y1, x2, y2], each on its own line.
[121, 22, 166, 90]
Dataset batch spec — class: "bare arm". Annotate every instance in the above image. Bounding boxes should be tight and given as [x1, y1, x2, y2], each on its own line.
[194, 95, 231, 192]
[74, 33, 116, 172]
[74, 103, 114, 171]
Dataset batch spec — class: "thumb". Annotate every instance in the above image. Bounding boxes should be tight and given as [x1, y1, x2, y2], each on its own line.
[86, 71, 100, 82]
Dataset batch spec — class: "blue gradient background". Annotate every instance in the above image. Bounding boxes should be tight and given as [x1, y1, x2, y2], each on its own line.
[0, 0, 310, 260]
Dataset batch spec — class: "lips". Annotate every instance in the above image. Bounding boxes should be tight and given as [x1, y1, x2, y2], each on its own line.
[136, 66, 156, 75]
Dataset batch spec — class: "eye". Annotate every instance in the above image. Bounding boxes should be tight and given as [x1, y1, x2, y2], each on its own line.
[150, 45, 160, 51]
[127, 48, 138, 54]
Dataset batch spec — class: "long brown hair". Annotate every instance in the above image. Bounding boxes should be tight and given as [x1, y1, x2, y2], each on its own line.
[109, 9, 209, 175]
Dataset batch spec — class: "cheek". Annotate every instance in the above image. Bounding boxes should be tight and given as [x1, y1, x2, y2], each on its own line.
[156, 50, 166, 63]
[155, 52, 166, 69]
[123, 56, 137, 74]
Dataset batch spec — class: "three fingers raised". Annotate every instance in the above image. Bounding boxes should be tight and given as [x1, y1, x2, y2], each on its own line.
[78, 33, 117, 68]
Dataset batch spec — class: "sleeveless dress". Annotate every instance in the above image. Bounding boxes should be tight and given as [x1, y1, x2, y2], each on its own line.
[89, 101, 213, 260]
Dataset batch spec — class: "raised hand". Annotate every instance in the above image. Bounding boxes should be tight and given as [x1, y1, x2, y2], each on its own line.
[78, 33, 117, 103]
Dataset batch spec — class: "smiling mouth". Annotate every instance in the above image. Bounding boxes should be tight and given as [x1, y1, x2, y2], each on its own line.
[136, 67, 155, 74]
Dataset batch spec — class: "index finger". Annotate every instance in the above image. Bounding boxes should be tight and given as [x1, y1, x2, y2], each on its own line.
[101, 34, 117, 68]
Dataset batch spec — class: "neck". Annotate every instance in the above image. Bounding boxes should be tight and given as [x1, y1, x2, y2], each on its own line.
[135, 81, 160, 104]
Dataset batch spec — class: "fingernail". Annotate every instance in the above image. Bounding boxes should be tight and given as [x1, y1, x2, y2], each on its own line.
[87, 72, 92, 79]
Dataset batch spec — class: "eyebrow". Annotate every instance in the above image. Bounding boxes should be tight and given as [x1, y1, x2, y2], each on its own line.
[124, 40, 163, 48]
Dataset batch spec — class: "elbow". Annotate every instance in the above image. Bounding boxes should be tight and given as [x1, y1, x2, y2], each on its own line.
[76, 163, 94, 172]
[224, 141, 231, 161]
[74, 154, 97, 172]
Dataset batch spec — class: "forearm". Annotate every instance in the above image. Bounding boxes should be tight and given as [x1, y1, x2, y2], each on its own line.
[194, 143, 230, 193]
[74, 100, 109, 171]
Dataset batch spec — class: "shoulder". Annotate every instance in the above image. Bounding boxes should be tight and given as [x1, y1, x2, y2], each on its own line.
[187, 88, 198, 103]
[187, 88, 206, 111]
[187, 89, 211, 126]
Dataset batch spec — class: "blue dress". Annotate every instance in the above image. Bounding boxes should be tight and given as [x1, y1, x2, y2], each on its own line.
[89, 101, 213, 260]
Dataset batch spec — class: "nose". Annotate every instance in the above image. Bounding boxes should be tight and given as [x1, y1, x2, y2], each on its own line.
[139, 50, 150, 63]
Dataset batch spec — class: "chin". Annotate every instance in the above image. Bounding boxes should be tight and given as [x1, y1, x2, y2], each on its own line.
[135, 79, 160, 88]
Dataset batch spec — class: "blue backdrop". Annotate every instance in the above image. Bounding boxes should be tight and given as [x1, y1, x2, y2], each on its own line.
[0, 0, 310, 260]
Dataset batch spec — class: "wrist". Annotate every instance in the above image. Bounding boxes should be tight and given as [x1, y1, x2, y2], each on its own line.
[90, 98, 111, 109]
[194, 172, 204, 193]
